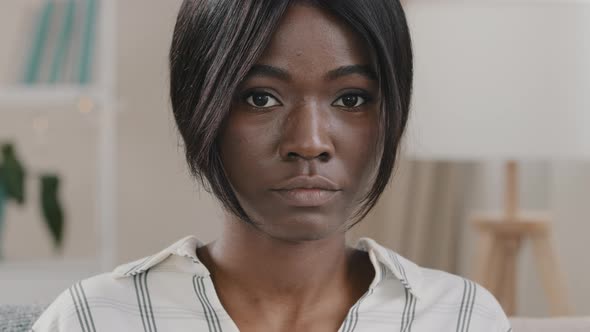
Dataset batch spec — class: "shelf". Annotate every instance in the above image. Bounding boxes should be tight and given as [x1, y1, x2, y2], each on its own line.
[0, 0, 117, 305]
[0, 85, 102, 110]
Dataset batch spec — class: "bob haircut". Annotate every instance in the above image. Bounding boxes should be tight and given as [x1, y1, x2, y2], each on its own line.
[169, 0, 413, 227]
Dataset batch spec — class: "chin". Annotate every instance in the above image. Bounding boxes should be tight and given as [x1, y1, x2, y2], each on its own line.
[258, 213, 345, 243]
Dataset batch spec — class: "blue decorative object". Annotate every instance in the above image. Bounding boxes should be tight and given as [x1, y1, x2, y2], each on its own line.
[24, 0, 55, 84]
[79, 0, 96, 84]
[49, 0, 76, 83]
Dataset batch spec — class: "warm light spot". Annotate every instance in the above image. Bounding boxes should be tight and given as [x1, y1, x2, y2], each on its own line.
[77, 96, 95, 114]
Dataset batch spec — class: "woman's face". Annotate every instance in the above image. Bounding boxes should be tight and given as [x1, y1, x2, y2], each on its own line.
[218, 4, 381, 242]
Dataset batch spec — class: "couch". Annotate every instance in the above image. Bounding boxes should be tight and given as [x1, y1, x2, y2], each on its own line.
[0, 304, 47, 331]
[2, 304, 590, 331]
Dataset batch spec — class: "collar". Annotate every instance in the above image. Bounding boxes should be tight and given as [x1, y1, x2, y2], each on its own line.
[111, 235, 423, 299]
[355, 237, 423, 299]
[112, 235, 210, 278]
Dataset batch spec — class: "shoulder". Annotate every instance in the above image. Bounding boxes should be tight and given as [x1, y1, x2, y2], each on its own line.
[31, 272, 120, 331]
[421, 267, 506, 314]
[357, 237, 511, 331]
[32, 235, 208, 331]
[410, 266, 512, 331]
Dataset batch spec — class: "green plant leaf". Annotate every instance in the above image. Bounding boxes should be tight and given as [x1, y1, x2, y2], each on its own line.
[1, 143, 26, 205]
[40, 174, 64, 250]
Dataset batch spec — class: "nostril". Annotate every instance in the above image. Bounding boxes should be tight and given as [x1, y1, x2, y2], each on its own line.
[318, 152, 330, 162]
[284, 151, 330, 161]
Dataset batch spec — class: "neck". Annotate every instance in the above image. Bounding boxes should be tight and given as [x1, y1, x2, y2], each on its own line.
[198, 215, 372, 308]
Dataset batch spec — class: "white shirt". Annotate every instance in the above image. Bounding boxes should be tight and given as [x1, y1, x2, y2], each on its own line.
[32, 235, 512, 331]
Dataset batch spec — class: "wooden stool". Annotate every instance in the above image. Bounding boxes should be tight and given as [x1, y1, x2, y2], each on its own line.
[471, 162, 571, 316]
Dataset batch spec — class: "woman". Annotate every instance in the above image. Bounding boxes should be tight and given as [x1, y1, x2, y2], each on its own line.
[33, 1, 511, 331]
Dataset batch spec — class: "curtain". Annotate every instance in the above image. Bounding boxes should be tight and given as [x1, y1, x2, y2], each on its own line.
[347, 159, 474, 274]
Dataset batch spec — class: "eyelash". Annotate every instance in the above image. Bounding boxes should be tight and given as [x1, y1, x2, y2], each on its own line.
[240, 90, 373, 111]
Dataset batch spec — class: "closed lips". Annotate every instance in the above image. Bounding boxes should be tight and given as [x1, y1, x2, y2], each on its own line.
[272, 176, 341, 191]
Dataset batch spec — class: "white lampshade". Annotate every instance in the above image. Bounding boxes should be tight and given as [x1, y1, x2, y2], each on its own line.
[403, 1, 590, 161]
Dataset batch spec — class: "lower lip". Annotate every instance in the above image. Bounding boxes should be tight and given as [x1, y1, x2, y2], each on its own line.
[272, 189, 339, 207]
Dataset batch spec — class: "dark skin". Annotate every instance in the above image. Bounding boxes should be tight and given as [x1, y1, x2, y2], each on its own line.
[197, 4, 382, 332]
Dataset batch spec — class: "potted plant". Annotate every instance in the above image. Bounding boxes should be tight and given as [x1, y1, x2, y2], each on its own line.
[0, 143, 64, 259]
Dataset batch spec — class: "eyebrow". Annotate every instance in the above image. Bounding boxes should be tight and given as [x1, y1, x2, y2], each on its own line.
[244, 64, 377, 82]
[326, 64, 377, 81]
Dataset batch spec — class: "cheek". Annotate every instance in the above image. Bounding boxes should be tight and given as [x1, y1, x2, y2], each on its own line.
[218, 113, 277, 191]
[338, 118, 380, 182]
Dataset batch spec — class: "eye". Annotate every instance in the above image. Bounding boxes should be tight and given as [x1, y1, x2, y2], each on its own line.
[245, 92, 281, 108]
[332, 94, 368, 108]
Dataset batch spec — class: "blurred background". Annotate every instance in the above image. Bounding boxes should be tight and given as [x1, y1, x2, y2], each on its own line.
[0, 0, 589, 319]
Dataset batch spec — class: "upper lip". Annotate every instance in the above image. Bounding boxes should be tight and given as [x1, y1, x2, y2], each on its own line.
[273, 175, 341, 191]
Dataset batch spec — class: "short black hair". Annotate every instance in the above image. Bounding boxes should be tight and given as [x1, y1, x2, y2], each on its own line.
[169, 0, 413, 227]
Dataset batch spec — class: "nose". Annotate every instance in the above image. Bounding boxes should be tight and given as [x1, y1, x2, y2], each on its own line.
[278, 102, 334, 162]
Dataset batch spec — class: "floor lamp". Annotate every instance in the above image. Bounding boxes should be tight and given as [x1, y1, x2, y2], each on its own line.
[403, 1, 590, 315]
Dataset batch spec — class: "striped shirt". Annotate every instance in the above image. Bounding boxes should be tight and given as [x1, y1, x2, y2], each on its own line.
[32, 235, 512, 331]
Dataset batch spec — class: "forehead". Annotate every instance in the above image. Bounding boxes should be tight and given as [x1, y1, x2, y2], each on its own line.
[256, 4, 371, 71]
